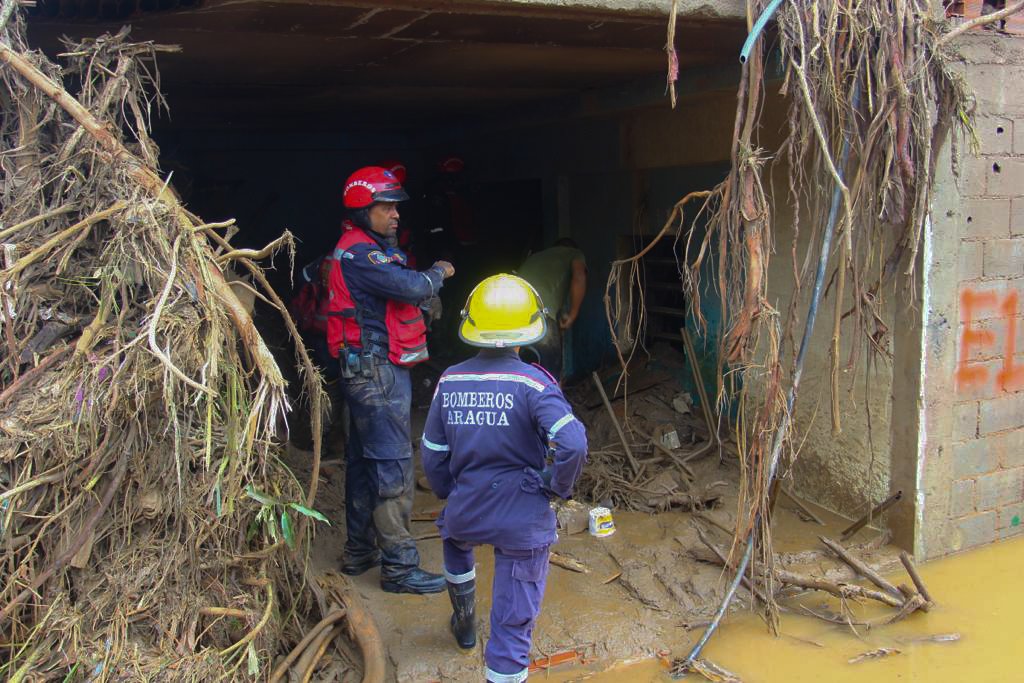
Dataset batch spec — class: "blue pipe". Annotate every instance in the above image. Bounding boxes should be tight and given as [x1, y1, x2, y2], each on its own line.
[740, 0, 785, 63]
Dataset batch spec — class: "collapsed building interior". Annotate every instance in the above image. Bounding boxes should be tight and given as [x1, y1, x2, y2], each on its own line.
[21, 0, 914, 679]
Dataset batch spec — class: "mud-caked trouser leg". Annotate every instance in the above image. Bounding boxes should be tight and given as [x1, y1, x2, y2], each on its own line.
[368, 456, 418, 579]
[443, 539, 477, 649]
[341, 393, 379, 572]
[341, 362, 424, 581]
[486, 545, 551, 682]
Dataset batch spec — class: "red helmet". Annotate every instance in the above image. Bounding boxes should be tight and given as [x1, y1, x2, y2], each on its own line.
[437, 155, 465, 174]
[378, 159, 407, 184]
[343, 166, 410, 209]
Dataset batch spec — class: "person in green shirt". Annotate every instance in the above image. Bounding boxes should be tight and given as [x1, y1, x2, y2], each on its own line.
[515, 238, 587, 380]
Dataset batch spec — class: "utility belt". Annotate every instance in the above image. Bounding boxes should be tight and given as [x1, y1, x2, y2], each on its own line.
[339, 330, 389, 379]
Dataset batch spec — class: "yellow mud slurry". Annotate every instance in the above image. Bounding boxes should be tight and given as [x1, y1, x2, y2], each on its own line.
[548, 535, 1024, 682]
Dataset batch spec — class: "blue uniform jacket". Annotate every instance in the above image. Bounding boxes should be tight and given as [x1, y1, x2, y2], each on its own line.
[420, 349, 588, 550]
[333, 222, 445, 345]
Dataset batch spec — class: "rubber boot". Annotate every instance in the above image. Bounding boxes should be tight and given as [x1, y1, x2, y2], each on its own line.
[340, 552, 381, 576]
[447, 578, 476, 649]
[380, 567, 446, 594]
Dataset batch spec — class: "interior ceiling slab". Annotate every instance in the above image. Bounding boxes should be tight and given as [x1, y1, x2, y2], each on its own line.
[26, 0, 745, 133]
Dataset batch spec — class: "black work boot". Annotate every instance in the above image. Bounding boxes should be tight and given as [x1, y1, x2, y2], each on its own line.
[340, 552, 381, 576]
[446, 578, 476, 649]
[380, 567, 446, 594]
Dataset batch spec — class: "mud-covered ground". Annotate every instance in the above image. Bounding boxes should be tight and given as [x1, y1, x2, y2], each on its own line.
[284, 422, 899, 683]
[272, 349, 899, 681]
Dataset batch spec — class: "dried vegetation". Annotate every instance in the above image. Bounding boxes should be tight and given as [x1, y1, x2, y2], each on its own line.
[0, 11, 334, 679]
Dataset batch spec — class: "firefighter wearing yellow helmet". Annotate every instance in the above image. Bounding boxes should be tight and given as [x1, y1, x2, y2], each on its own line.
[458, 273, 548, 348]
[421, 273, 588, 682]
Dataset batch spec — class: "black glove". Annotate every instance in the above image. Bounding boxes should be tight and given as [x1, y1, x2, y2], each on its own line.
[535, 467, 557, 499]
[538, 468, 553, 489]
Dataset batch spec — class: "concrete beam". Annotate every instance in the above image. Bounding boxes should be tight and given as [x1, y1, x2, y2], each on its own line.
[464, 0, 747, 20]
[418, 58, 759, 146]
[420, 48, 786, 147]
[211, 0, 747, 23]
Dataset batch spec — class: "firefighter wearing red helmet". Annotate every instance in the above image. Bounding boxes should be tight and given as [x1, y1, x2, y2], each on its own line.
[377, 160, 418, 268]
[328, 166, 455, 595]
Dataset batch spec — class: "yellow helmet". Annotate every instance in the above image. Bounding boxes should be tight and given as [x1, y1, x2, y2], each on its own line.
[459, 274, 548, 348]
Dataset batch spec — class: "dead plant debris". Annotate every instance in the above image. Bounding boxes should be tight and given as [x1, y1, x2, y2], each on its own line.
[0, 13, 333, 680]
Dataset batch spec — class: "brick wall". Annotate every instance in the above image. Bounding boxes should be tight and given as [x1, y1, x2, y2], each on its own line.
[948, 34, 1024, 551]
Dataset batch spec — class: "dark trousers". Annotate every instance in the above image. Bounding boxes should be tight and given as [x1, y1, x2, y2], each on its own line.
[444, 539, 550, 681]
[338, 361, 418, 580]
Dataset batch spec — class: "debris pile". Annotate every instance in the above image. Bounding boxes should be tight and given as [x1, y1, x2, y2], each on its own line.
[605, 0, 975, 664]
[566, 341, 727, 511]
[0, 18, 330, 678]
[674, 532, 938, 678]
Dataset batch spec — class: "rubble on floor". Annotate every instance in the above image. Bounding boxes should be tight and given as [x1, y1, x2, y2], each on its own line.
[564, 342, 730, 512]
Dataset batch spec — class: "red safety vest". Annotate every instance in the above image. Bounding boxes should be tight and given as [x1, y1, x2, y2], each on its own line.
[326, 227, 429, 367]
[289, 282, 329, 336]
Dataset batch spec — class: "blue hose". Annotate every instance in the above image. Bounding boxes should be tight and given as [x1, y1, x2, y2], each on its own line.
[740, 0, 786, 63]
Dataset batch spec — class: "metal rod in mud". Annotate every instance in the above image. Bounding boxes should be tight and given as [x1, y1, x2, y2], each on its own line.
[680, 326, 720, 458]
[840, 490, 903, 541]
[591, 371, 641, 476]
[681, 80, 861, 670]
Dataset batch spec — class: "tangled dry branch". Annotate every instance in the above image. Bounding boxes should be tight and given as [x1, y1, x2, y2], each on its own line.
[0, 12, 330, 680]
[605, 0, 974, 634]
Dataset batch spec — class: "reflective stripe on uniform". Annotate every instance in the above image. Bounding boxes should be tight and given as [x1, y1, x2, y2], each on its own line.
[421, 437, 449, 452]
[443, 565, 476, 584]
[547, 413, 576, 440]
[485, 666, 529, 683]
[399, 348, 429, 364]
[419, 271, 436, 295]
[439, 372, 546, 392]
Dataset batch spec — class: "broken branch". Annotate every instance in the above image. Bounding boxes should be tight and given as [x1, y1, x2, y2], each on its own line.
[549, 552, 590, 574]
[0, 204, 77, 242]
[1, 202, 126, 282]
[0, 452, 127, 623]
[820, 536, 902, 599]
[219, 580, 274, 657]
[199, 607, 248, 619]
[591, 371, 641, 477]
[336, 582, 386, 683]
[216, 231, 294, 265]
[770, 566, 904, 609]
[269, 609, 348, 683]
[939, 1, 1024, 46]
[899, 551, 934, 609]
[696, 528, 770, 605]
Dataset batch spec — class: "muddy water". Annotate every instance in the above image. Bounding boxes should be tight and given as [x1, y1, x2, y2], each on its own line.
[546, 536, 1024, 681]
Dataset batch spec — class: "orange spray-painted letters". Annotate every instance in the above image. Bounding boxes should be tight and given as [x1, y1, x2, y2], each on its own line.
[956, 288, 1023, 393]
